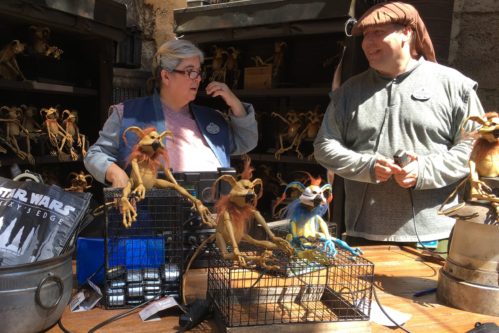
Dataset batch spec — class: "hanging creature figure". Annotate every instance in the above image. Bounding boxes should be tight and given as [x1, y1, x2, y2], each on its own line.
[65, 171, 93, 192]
[0, 105, 35, 164]
[62, 109, 88, 157]
[40, 107, 77, 160]
[120, 126, 214, 228]
[275, 173, 362, 261]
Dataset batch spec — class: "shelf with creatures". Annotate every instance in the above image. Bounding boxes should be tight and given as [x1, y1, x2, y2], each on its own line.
[274, 173, 363, 264]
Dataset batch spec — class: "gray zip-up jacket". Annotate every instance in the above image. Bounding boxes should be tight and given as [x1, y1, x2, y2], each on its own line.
[314, 58, 485, 242]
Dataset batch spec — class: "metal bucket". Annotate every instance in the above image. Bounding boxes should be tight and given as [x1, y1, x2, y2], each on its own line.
[0, 249, 73, 333]
[437, 203, 499, 316]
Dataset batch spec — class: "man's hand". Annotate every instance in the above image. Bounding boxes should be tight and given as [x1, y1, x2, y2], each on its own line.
[393, 152, 419, 188]
[374, 156, 402, 183]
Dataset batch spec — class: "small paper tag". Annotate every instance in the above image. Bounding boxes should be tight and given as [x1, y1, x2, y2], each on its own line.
[70, 279, 103, 312]
[139, 296, 181, 322]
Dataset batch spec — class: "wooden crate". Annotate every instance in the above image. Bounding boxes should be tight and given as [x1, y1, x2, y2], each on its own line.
[244, 65, 272, 89]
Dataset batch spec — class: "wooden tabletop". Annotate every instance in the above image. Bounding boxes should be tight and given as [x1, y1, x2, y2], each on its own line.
[47, 245, 498, 333]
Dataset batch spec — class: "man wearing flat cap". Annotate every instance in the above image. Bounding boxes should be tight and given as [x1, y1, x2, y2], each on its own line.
[314, 2, 485, 246]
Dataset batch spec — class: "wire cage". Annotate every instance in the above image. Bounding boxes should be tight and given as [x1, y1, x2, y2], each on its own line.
[103, 188, 186, 308]
[207, 243, 374, 329]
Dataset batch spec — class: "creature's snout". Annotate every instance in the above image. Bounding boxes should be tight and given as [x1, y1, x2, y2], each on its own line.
[152, 140, 162, 151]
[313, 195, 324, 207]
[245, 192, 256, 203]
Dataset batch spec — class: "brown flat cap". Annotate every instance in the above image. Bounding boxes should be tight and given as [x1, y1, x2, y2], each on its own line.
[352, 1, 436, 62]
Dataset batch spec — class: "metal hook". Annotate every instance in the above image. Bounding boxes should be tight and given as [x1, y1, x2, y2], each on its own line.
[344, 17, 357, 37]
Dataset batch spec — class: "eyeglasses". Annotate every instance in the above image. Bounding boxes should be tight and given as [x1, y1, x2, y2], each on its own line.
[170, 69, 205, 80]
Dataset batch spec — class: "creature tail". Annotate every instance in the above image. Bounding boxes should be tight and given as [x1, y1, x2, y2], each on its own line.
[181, 233, 216, 305]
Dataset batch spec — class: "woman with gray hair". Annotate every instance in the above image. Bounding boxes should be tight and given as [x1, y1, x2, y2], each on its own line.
[84, 39, 258, 187]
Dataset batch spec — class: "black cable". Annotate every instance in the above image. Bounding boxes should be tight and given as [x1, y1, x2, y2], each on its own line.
[57, 318, 73, 333]
[372, 285, 412, 333]
[408, 189, 448, 255]
[87, 294, 161, 333]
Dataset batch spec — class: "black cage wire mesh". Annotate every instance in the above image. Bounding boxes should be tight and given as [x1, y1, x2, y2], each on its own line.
[207, 243, 374, 328]
[103, 188, 187, 308]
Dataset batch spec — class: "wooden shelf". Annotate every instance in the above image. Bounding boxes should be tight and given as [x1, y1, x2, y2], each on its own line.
[244, 153, 317, 165]
[0, 155, 83, 167]
[0, 79, 98, 96]
[198, 87, 330, 99]
[233, 87, 330, 98]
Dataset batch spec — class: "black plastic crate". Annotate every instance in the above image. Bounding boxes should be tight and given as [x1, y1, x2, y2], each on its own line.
[103, 187, 186, 308]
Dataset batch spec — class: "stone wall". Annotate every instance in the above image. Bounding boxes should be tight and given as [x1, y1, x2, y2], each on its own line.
[115, 0, 183, 71]
[449, 0, 499, 111]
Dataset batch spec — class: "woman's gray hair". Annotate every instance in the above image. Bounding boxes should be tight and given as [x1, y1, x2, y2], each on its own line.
[147, 39, 204, 93]
[152, 39, 204, 75]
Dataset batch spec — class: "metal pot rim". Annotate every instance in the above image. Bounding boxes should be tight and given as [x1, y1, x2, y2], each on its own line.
[0, 247, 74, 271]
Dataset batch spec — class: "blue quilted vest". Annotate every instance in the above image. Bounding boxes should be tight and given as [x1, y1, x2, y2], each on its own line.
[117, 92, 231, 169]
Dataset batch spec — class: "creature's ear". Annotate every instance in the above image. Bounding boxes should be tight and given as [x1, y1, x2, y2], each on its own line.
[321, 183, 333, 203]
[85, 174, 93, 185]
[15, 107, 22, 119]
[217, 175, 238, 187]
[159, 130, 174, 143]
[68, 172, 78, 181]
[62, 109, 71, 120]
[284, 181, 306, 194]
[211, 174, 237, 200]
[42, 27, 50, 38]
[465, 115, 487, 126]
[122, 126, 144, 146]
[252, 178, 263, 200]
[0, 106, 10, 114]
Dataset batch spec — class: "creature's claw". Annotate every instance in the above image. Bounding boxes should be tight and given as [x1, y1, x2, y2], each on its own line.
[132, 184, 146, 200]
[121, 198, 137, 228]
[195, 202, 215, 227]
[69, 148, 79, 161]
[233, 249, 247, 268]
[272, 236, 295, 256]
[333, 238, 363, 259]
[321, 238, 337, 257]
[259, 251, 280, 271]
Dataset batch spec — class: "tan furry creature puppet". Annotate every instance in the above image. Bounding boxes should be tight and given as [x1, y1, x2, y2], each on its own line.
[65, 171, 93, 193]
[440, 112, 499, 221]
[0, 40, 26, 81]
[0, 105, 34, 164]
[40, 107, 77, 160]
[120, 126, 214, 228]
[29, 26, 63, 59]
[466, 112, 499, 218]
[62, 109, 87, 157]
[182, 158, 294, 304]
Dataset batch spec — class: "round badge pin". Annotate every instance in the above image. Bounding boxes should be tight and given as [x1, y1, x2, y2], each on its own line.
[206, 122, 220, 134]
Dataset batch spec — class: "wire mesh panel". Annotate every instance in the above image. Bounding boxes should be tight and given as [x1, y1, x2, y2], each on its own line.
[103, 188, 186, 308]
[207, 243, 374, 328]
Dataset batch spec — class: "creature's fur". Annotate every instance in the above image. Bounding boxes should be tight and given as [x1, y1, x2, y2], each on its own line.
[0, 40, 26, 81]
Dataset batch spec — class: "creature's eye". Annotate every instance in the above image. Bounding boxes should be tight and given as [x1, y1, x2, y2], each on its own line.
[312, 190, 318, 195]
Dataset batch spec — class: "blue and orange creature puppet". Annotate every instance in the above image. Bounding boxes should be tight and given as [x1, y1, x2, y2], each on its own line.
[275, 174, 362, 260]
